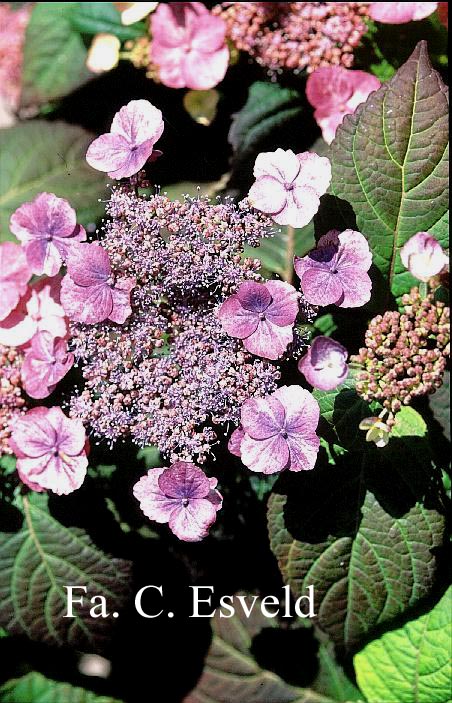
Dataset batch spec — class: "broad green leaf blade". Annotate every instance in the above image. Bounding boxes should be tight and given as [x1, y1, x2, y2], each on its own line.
[244, 222, 315, 280]
[0, 121, 107, 238]
[21, 2, 92, 106]
[313, 640, 362, 702]
[331, 41, 449, 299]
[268, 485, 445, 651]
[355, 587, 452, 703]
[69, 2, 146, 41]
[0, 494, 132, 650]
[183, 593, 335, 703]
[0, 672, 123, 703]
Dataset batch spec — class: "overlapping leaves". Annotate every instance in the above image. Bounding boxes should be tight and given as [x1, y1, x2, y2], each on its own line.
[0, 672, 123, 703]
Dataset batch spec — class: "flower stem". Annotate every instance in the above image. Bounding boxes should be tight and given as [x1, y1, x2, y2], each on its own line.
[284, 225, 295, 284]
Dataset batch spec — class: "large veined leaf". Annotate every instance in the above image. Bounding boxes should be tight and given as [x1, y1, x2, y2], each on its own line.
[0, 494, 132, 650]
[183, 593, 336, 703]
[354, 587, 452, 703]
[244, 222, 315, 281]
[0, 672, 123, 703]
[21, 2, 92, 106]
[331, 41, 449, 299]
[268, 480, 445, 651]
[0, 121, 107, 238]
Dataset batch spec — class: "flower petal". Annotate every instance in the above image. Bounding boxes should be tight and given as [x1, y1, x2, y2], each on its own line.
[110, 99, 164, 146]
[168, 498, 217, 541]
[66, 243, 111, 286]
[244, 319, 294, 360]
[240, 433, 290, 474]
[300, 267, 344, 306]
[236, 281, 271, 313]
[183, 45, 229, 90]
[86, 133, 132, 174]
[273, 385, 320, 434]
[248, 175, 287, 215]
[60, 277, 113, 324]
[264, 280, 299, 327]
[218, 296, 259, 339]
[158, 462, 211, 499]
[241, 395, 285, 439]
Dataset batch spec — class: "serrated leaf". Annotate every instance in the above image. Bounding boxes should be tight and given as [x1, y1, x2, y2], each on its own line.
[355, 587, 452, 703]
[69, 2, 146, 41]
[0, 494, 132, 650]
[268, 479, 445, 651]
[244, 222, 315, 280]
[183, 593, 335, 703]
[0, 121, 107, 238]
[0, 672, 123, 703]
[21, 2, 92, 106]
[331, 41, 449, 299]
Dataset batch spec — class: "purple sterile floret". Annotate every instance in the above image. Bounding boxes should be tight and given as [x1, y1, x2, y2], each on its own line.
[294, 229, 372, 308]
[298, 335, 348, 391]
[21, 331, 74, 399]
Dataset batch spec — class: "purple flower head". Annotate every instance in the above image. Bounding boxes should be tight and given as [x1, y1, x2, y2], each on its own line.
[86, 100, 164, 179]
[218, 280, 299, 360]
[237, 385, 320, 474]
[0, 241, 31, 321]
[9, 192, 86, 276]
[400, 232, 448, 283]
[133, 462, 222, 542]
[21, 332, 74, 399]
[298, 335, 348, 391]
[9, 406, 89, 495]
[61, 243, 135, 325]
[294, 229, 372, 308]
[248, 149, 331, 228]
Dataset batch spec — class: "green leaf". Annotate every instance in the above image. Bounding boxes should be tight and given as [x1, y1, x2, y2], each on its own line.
[184, 593, 336, 703]
[69, 2, 146, 41]
[21, 3, 92, 106]
[268, 476, 445, 651]
[355, 587, 452, 703]
[0, 494, 132, 650]
[429, 370, 450, 441]
[391, 407, 427, 438]
[313, 640, 362, 702]
[0, 120, 107, 238]
[0, 672, 124, 703]
[244, 222, 315, 280]
[330, 41, 449, 299]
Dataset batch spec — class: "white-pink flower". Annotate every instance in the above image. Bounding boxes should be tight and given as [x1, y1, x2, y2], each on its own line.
[369, 2, 437, 23]
[306, 66, 380, 144]
[248, 149, 331, 228]
[150, 2, 229, 90]
[21, 332, 74, 399]
[10, 407, 89, 495]
[400, 232, 448, 282]
[0, 241, 31, 321]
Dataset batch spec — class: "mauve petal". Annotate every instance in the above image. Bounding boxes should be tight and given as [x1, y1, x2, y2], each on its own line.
[19, 452, 87, 495]
[253, 149, 300, 183]
[236, 281, 271, 313]
[286, 432, 320, 472]
[240, 433, 290, 474]
[337, 269, 372, 308]
[0, 242, 31, 321]
[299, 338, 348, 391]
[22, 334, 73, 399]
[272, 189, 319, 228]
[158, 462, 210, 499]
[168, 498, 217, 541]
[109, 277, 135, 324]
[86, 133, 132, 174]
[151, 2, 206, 48]
[107, 143, 154, 179]
[133, 467, 165, 503]
[66, 243, 111, 286]
[295, 153, 332, 195]
[183, 45, 229, 90]
[61, 277, 113, 324]
[347, 72, 381, 111]
[264, 280, 299, 327]
[46, 408, 86, 456]
[24, 239, 62, 277]
[151, 43, 187, 88]
[241, 395, 285, 439]
[369, 2, 437, 23]
[248, 176, 287, 215]
[10, 192, 77, 242]
[315, 109, 347, 145]
[11, 409, 57, 457]
[17, 465, 45, 492]
[110, 100, 164, 146]
[300, 267, 344, 306]
[273, 385, 320, 434]
[218, 296, 258, 339]
[0, 304, 36, 347]
[228, 427, 245, 456]
[207, 487, 223, 511]
[190, 14, 226, 51]
[400, 232, 447, 282]
[244, 319, 294, 360]
[306, 66, 353, 112]
[334, 230, 372, 271]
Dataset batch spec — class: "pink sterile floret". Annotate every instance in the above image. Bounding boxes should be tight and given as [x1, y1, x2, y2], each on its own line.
[248, 149, 331, 228]
[0, 276, 67, 348]
[400, 232, 448, 283]
[294, 229, 372, 308]
[299, 335, 348, 391]
[133, 461, 222, 542]
[61, 242, 135, 325]
[10, 192, 86, 276]
[21, 331, 74, 399]
[306, 66, 380, 144]
[237, 385, 320, 474]
[150, 2, 229, 90]
[218, 280, 299, 360]
[10, 406, 89, 495]
[0, 241, 31, 321]
[369, 3, 438, 23]
[86, 99, 164, 179]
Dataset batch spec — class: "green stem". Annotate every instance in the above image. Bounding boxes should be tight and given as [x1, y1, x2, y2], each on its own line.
[284, 225, 295, 284]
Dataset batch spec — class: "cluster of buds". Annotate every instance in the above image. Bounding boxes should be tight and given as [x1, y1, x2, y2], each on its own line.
[0, 344, 26, 455]
[352, 288, 450, 414]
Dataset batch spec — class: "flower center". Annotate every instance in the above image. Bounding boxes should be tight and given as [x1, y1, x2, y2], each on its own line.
[284, 182, 294, 191]
[281, 429, 288, 439]
[182, 498, 189, 507]
[259, 312, 266, 321]
[106, 275, 116, 287]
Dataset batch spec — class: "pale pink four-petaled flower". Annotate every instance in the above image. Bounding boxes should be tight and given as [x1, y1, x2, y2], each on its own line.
[10, 192, 86, 277]
[86, 99, 164, 179]
[294, 229, 372, 308]
[248, 149, 332, 228]
[133, 462, 222, 542]
[0, 242, 31, 321]
[61, 242, 135, 325]
[369, 2, 438, 23]
[400, 232, 448, 283]
[10, 407, 89, 495]
[298, 336, 348, 391]
[21, 332, 74, 399]
[232, 386, 320, 474]
[306, 66, 380, 144]
[218, 280, 299, 360]
[150, 2, 229, 90]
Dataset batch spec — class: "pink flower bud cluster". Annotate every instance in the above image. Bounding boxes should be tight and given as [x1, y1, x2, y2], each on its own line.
[214, 2, 370, 75]
[0, 344, 26, 456]
[352, 288, 450, 414]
